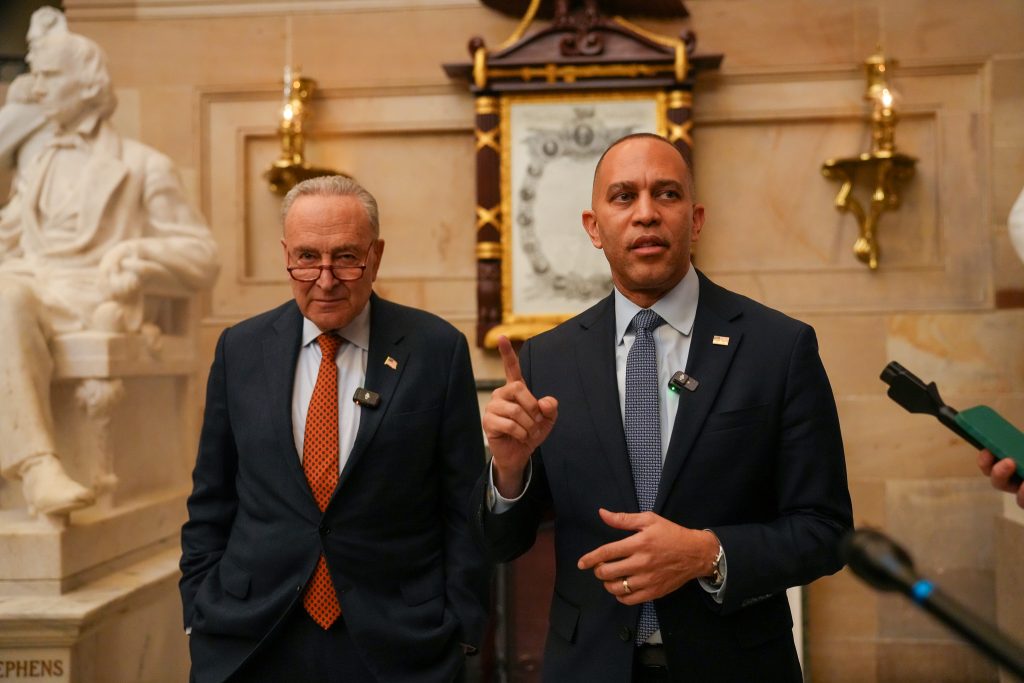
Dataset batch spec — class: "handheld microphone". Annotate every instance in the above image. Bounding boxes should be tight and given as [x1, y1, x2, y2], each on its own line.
[842, 529, 1024, 679]
[880, 362, 1024, 475]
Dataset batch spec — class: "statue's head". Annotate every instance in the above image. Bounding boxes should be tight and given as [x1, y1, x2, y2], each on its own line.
[29, 31, 116, 130]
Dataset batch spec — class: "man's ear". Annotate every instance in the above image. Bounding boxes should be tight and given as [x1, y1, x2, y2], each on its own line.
[369, 239, 385, 282]
[690, 204, 706, 243]
[581, 210, 603, 249]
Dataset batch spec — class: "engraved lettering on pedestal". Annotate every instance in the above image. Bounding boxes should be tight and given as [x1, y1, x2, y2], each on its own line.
[0, 651, 68, 682]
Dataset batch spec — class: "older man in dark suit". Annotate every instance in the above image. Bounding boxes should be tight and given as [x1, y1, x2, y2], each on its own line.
[180, 176, 489, 683]
[476, 134, 852, 682]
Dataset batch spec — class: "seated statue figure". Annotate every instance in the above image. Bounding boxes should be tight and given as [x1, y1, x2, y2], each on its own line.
[0, 17, 219, 516]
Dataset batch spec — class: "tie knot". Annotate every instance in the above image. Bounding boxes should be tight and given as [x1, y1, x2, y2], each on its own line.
[317, 333, 342, 359]
[631, 308, 664, 334]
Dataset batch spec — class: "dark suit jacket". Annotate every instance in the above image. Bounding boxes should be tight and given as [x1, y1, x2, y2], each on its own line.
[473, 271, 852, 682]
[181, 293, 489, 683]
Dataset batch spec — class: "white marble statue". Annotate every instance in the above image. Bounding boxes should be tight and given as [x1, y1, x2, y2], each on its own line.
[1010, 187, 1024, 266]
[0, 12, 219, 516]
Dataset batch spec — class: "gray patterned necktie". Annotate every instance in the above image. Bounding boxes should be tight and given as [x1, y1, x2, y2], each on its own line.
[624, 308, 664, 644]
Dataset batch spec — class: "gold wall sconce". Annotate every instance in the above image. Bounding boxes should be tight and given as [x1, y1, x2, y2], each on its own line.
[822, 50, 916, 270]
[264, 68, 341, 196]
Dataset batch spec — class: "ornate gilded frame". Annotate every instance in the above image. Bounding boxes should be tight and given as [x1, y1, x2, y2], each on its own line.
[444, 7, 721, 347]
[493, 90, 668, 343]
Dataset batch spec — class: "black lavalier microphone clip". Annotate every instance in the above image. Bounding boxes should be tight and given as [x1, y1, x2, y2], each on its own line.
[353, 387, 381, 408]
[668, 371, 699, 393]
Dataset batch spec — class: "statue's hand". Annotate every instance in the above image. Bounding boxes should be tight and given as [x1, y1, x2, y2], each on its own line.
[5, 74, 36, 105]
[98, 243, 144, 300]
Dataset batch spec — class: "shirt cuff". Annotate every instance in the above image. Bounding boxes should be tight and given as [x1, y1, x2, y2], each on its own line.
[486, 459, 533, 514]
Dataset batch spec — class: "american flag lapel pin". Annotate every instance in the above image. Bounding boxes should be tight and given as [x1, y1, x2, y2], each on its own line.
[384, 356, 398, 370]
[712, 335, 730, 346]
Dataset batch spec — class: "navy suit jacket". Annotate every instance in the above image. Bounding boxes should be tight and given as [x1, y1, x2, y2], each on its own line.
[473, 271, 852, 682]
[181, 294, 489, 683]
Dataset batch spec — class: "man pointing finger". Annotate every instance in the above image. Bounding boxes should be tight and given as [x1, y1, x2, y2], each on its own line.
[473, 134, 852, 682]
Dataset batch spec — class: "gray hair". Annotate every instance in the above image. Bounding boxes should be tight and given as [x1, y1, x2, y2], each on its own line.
[280, 175, 380, 236]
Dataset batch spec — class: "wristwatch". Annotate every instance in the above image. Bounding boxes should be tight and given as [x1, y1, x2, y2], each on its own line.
[709, 540, 725, 587]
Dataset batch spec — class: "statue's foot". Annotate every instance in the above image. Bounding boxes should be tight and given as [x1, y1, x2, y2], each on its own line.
[19, 453, 95, 516]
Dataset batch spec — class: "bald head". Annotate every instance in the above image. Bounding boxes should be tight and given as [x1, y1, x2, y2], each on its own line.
[592, 133, 694, 204]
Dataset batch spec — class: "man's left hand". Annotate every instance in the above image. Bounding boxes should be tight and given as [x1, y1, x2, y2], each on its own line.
[577, 508, 718, 605]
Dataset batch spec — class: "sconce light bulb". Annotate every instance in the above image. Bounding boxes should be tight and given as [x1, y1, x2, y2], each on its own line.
[881, 88, 893, 109]
[282, 104, 294, 122]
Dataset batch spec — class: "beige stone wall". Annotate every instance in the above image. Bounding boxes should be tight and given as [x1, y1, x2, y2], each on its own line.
[59, 1, 1024, 680]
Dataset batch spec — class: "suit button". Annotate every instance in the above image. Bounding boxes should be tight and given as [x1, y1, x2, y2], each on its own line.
[618, 626, 633, 642]
[319, 524, 330, 535]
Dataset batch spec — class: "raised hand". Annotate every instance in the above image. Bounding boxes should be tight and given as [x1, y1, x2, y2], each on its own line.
[482, 336, 558, 499]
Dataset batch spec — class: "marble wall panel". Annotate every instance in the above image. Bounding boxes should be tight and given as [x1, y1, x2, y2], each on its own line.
[807, 570, 878, 641]
[73, 16, 290, 87]
[885, 311, 1024, 395]
[995, 517, 1024, 683]
[883, 477, 1000, 603]
[881, 0, 1024, 64]
[684, 0, 879, 70]
[691, 68, 989, 314]
[809, 637, 878, 683]
[876, 640, 997, 683]
[801, 314, 890, 396]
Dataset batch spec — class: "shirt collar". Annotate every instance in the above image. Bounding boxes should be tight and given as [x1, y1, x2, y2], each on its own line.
[300, 299, 372, 351]
[614, 265, 699, 345]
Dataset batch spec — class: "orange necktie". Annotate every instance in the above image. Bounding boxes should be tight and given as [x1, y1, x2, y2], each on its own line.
[302, 333, 342, 629]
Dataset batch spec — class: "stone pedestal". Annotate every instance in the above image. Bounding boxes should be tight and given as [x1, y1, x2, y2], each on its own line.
[0, 548, 186, 683]
[0, 299, 200, 682]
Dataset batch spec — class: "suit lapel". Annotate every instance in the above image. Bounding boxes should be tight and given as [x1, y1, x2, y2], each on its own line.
[655, 272, 743, 513]
[263, 302, 318, 514]
[336, 295, 407, 495]
[574, 295, 637, 512]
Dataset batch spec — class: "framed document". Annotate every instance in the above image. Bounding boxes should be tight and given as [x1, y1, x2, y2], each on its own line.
[442, 9, 721, 346]
[493, 92, 667, 341]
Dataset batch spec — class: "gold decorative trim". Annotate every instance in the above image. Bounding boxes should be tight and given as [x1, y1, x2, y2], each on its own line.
[476, 241, 502, 260]
[611, 15, 676, 48]
[475, 96, 498, 116]
[487, 62, 675, 85]
[475, 125, 500, 152]
[667, 120, 693, 145]
[483, 320, 570, 348]
[611, 16, 688, 83]
[473, 46, 488, 89]
[497, 0, 542, 51]
[476, 204, 501, 230]
[673, 41, 688, 83]
[666, 90, 692, 110]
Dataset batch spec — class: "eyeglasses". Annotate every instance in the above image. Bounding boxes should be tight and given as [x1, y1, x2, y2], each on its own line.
[286, 240, 377, 283]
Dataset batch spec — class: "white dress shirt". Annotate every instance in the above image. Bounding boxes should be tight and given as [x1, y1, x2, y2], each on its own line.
[291, 301, 371, 471]
[488, 267, 726, 623]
